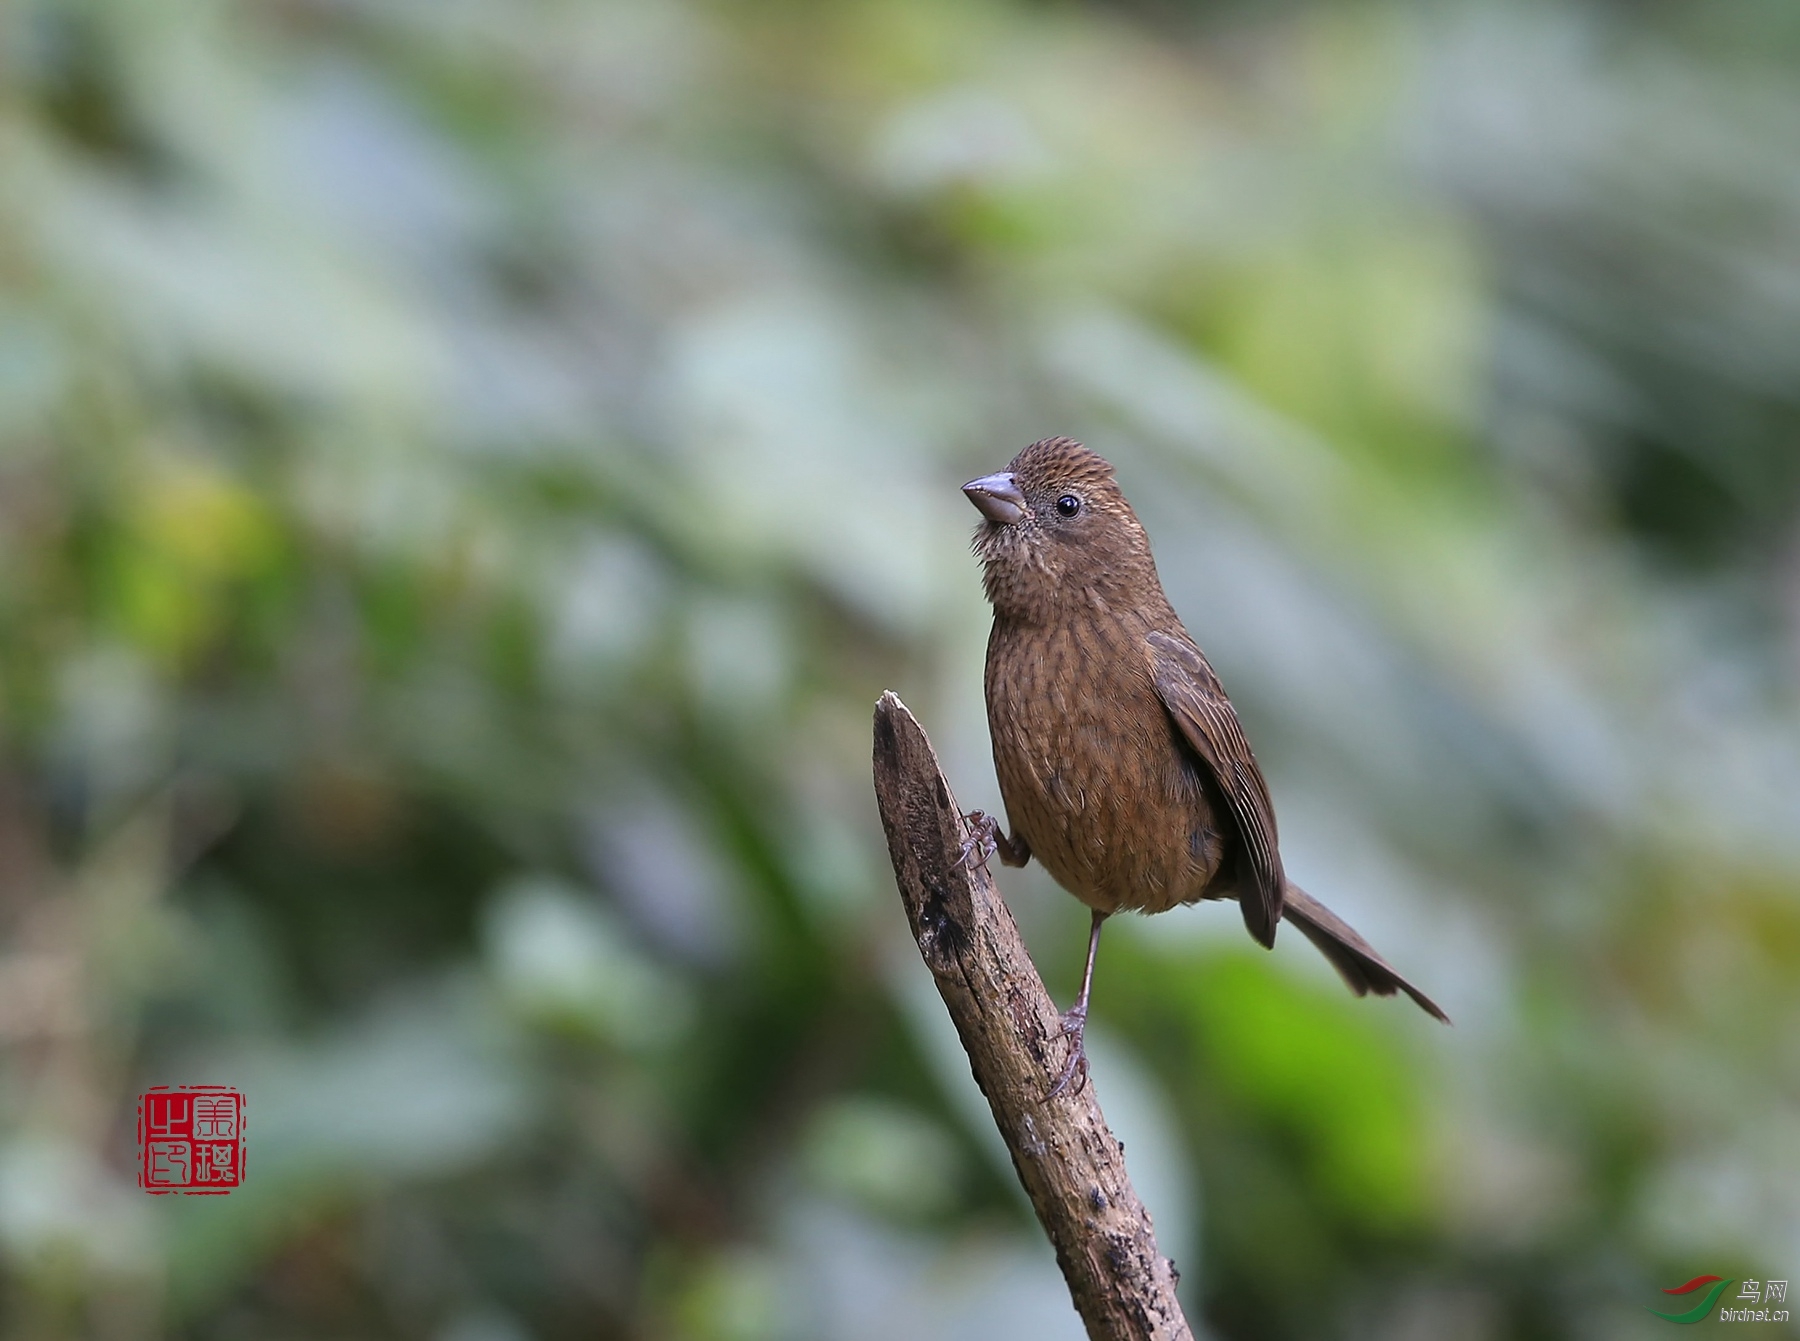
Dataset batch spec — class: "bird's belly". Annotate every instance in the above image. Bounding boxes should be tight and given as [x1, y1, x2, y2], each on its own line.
[988, 650, 1226, 916]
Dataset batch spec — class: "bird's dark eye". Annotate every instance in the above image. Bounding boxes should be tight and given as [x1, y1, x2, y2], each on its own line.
[1056, 494, 1081, 518]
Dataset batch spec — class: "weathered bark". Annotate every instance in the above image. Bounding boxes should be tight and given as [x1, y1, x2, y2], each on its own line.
[871, 691, 1192, 1341]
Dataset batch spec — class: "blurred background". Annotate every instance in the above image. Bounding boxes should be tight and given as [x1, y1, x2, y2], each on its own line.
[2, 0, 1799, 1337]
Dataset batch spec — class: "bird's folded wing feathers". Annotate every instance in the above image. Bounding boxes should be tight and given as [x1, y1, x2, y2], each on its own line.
[1145, 630, 1285, 946]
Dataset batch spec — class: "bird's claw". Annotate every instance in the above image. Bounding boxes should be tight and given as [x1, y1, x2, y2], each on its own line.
[1045, 1003, 1090, 1100]
[957, 810, 1000, 877]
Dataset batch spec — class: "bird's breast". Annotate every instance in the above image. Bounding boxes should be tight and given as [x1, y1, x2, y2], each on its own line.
[984, 612, 1227, 915]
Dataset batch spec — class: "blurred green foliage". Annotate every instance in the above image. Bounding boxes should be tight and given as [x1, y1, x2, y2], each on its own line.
[2, 0, 1799, 1338]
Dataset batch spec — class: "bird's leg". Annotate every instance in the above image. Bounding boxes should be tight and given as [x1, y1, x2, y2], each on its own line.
[957, 810, 999, 876]
[1047, 909, 1107, 1100]
[958, 811, 1031, 876]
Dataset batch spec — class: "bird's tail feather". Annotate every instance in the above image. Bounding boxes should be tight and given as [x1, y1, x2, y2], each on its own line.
[1281, 884, 1450, 1024]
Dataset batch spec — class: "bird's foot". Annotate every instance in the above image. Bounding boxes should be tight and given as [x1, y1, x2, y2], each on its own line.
[957, 810, 999, 878]
[1045, 1003, 1090, 1100]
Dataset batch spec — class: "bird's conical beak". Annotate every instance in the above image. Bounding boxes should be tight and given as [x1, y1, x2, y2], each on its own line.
[962, 472, 1027, 525]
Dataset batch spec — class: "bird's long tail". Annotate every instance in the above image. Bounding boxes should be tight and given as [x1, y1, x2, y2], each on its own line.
[1281, 884, 1451, 1024]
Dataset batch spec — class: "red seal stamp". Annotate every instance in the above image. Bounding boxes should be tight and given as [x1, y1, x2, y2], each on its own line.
[137, 1086, 245, 1194]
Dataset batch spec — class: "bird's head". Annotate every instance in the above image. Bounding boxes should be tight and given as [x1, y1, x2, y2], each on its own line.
[963, 437, 1156, 620]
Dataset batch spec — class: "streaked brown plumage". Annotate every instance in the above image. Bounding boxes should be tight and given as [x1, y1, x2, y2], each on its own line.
[963, 437, 1447, 1096]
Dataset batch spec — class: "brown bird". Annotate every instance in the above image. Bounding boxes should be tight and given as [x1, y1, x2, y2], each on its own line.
[962, 437, 1447, 1097]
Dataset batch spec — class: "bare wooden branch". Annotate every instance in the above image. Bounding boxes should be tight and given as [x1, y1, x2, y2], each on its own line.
[871, 691, 1193, 1341]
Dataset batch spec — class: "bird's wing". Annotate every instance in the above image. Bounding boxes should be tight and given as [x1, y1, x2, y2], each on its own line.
[1145, 630, 1285, 946]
